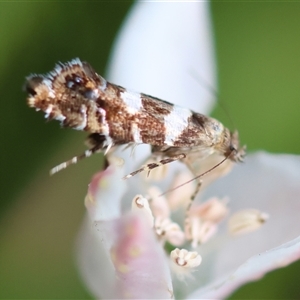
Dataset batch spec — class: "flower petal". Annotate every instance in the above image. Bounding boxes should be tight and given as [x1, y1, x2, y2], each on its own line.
[84, 157, 126, 221]
[107, 1, 216, 113]
[76, 216, 118, 299]
[186, 152, 300, 298]
[77, 213, 173, 299]
[188, 235, 300, 299]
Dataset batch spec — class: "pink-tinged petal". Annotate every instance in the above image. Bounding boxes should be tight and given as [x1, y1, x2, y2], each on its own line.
[110, 213, 173, 299]
[188, 236, 300, 299]
[84, 158, 126, 221]
[107, 2, 216, 114]
[77, 217, 118, 299]
[185, 152, 300, 298]
[77, 213, 173, 299]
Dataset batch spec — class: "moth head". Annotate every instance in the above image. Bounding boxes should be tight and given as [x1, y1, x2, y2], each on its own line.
[212, 125, 245, 163]
[227, 130, 246, 162]
[25, 58, 105, 131]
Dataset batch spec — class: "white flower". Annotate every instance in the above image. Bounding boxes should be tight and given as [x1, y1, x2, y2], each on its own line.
[76, 2, 300, 299]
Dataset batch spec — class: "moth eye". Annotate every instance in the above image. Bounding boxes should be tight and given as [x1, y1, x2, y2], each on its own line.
[66, 76, 83, 89]
[24, 76, 43, 96]
[74, 76, 83, 84]
[229, 144, 237, 152]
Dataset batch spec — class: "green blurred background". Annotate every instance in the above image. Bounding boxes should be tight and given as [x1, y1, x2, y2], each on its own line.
[0, 1, 299, 299]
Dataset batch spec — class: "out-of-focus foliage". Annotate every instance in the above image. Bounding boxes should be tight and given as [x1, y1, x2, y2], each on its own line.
[0, 2, 299, 298]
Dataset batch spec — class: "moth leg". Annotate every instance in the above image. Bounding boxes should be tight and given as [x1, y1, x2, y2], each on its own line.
[123, 153, 186, 179]
[50, 133, 108, 175]
[49, 145, 102, 175]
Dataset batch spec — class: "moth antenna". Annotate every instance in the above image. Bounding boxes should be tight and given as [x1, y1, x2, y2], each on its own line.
[49, 145, 101, 175]
[120, 143, 137, 157]
[159, 149, 236, 197]
[188, 68, 236, 129]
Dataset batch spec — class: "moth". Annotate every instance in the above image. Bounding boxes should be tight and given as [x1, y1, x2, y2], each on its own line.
[25, 58, 245, 187]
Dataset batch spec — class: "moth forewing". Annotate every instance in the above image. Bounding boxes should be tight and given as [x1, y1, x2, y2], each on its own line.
[25, 58, 245, 184]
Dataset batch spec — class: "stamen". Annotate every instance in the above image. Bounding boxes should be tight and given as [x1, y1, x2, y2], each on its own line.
[228, 209, 269, 235]
[170, 248, 201, 268]
[131, 195, 154, 227]
[147, 186, 170, 218]
[154, 217, 185, 246]
[190, 197, 229, 222]
[185, 218, 217, 248]
[167, 171, 195, 211]
[185, 197, 228, 247]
